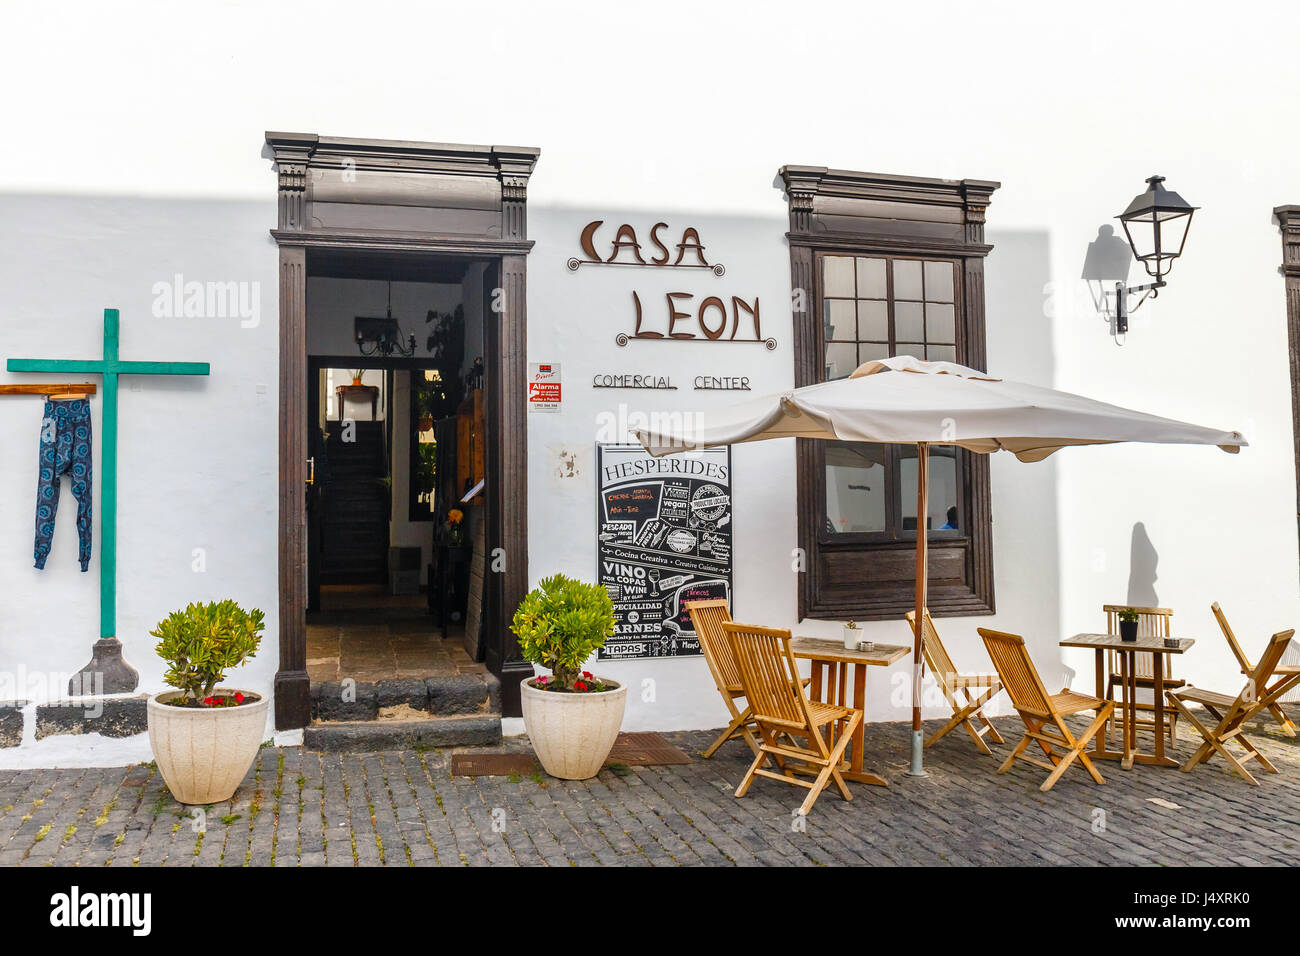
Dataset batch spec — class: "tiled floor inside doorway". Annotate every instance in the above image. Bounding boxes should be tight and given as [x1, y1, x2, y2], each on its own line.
[306, 584, 485, 683]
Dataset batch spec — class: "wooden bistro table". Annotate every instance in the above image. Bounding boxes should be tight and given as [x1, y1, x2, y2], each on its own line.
[1059, 632, 1195, 771]
[790, 637, 910, 786]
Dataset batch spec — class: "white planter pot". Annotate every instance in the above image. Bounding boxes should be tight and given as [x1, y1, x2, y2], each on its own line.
[520, 678, 627, 780]
[147, 689, 269, 805]
[843, 627, 860, 649]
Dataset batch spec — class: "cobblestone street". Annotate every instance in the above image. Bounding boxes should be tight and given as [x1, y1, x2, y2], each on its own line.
[2, 713, 1298, 867]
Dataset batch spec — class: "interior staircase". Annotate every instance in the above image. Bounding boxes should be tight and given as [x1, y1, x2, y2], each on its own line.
[321, 420, 389, 585]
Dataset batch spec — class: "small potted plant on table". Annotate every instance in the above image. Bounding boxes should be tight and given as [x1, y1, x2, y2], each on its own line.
[146, 600, 268, 805]
[1118, 607, 1140, 642]
[843, 619, 860, 650]
[511, 574, 625, 780]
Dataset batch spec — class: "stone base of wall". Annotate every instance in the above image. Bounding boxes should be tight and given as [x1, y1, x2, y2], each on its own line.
[0, 701, 27, 748]
[34, 695, 149, 741]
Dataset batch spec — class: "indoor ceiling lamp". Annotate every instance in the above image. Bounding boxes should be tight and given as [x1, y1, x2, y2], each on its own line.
[1110, 175, 1198, 340]
[354, 281, 417, 357]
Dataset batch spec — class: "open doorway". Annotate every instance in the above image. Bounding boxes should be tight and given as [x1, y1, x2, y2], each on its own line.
[267, 131, 537, 728]
[303, 252, 492, 685]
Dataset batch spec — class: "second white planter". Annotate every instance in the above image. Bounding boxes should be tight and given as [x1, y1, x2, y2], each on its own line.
[520, 678, 627, 780]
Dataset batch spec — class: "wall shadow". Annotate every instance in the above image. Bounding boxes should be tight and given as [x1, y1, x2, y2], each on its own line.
[1126, 521, 1160, 607]
[1080, 223, 1133, 337]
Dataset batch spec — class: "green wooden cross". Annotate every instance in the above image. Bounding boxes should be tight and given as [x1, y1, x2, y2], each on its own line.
[7, 308, 210, 654]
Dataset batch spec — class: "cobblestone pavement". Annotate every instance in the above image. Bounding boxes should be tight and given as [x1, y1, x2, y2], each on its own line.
[2, 712, 1299, 866]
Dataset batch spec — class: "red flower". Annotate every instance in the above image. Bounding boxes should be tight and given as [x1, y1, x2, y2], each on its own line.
[234, 692, 245, 704]
[575, 681, 587, 691]
[582, 671, 593, 679]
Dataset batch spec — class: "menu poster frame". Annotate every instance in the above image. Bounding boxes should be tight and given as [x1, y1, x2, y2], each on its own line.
[595, 443, 733, 660]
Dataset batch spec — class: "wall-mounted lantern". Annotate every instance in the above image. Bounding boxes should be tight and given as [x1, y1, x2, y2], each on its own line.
[1110, 175, 1198, 337]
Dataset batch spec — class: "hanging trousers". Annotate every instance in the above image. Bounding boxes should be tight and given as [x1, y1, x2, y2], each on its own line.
[34, 398, 93, 571]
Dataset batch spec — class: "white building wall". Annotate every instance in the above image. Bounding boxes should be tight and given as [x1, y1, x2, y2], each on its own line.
[0, 0, 1297, 761]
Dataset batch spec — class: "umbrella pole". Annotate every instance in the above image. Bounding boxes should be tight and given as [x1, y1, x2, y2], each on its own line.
[906, 441, 930, 777]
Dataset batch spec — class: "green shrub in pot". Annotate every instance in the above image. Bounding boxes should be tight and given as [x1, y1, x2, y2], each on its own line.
[511, 574, 615, 692]
[146, 600, 269, 804]
[510, 574, 625, 779]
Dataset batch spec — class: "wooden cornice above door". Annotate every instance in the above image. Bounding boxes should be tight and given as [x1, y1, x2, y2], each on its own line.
[265, 131, 540, 249]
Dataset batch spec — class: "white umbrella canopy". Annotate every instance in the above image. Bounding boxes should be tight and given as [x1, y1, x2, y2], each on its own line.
[638, 355, 1246, 460]
[634, 355, 1247, 777]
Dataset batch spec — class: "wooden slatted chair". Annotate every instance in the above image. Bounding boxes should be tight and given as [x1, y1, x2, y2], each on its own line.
[686, 598, 760, 758]
[906, 609, 1004, 755]
[1166, 629, 1300, 785]
[1103, 605, 1182, 747]
[723, 621, 862, 816]
[1211, 602, 1298, 737]
[977, 628, 1114, 792]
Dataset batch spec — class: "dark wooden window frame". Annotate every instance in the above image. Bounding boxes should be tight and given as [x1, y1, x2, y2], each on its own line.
[267, 132, 539, 727]
[1274, 205, 1300, 580]
[779, 166, 999, 621]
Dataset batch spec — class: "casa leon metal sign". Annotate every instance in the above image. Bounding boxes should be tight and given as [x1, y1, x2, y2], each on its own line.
[567, 220, 775, 350]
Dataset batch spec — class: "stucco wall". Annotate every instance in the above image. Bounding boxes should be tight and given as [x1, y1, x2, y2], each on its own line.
[1, 0, 1298, 762]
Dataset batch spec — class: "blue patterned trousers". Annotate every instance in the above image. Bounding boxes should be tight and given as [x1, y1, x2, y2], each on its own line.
[34, 399, 93, 572]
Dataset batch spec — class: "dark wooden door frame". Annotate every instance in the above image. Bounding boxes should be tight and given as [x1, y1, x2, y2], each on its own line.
[267, 132, 539, 729]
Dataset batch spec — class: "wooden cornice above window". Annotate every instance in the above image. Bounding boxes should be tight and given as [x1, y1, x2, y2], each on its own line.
[779, 166, 1000, 255]
[265, 131, 540, 249]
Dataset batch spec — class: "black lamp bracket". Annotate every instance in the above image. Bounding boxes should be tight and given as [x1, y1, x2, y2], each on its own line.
[1111, 278, 1166, 336]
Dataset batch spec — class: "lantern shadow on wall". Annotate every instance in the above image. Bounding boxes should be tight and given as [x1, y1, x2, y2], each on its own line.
[1082, 224, 1133, 330]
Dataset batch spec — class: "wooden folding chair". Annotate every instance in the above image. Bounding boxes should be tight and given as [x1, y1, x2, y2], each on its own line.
[1166, 629, 1300, 785]
[686, 599, 760, 758]
[724, 621, 863, 816]
[978, 628, 1114, 792]
[1211, 602, 1298, 737]
[907, 609, 1004, 755]
[1103, 605, 1182, 747]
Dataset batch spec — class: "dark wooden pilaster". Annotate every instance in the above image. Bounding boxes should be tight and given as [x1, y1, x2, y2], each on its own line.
[1274, 205, 1300, 584]
[485, 253, 531, 715]
[275, 243, 310, 730]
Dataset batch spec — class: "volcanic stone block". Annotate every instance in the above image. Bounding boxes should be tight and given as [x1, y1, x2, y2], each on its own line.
[425, 675, 492, 715]
[0, 701, 27, 748]
[310, 680, 378, 721]
[374, 678, 429, 711]
[35, 695, 148, 740]
[483, 673, 502, 713]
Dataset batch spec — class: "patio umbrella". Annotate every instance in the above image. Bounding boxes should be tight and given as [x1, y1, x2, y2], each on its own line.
[634, 355, 1247, 776]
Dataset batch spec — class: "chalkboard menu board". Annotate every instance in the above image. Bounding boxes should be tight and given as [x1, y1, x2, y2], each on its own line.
[596, 443, 733, 659]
